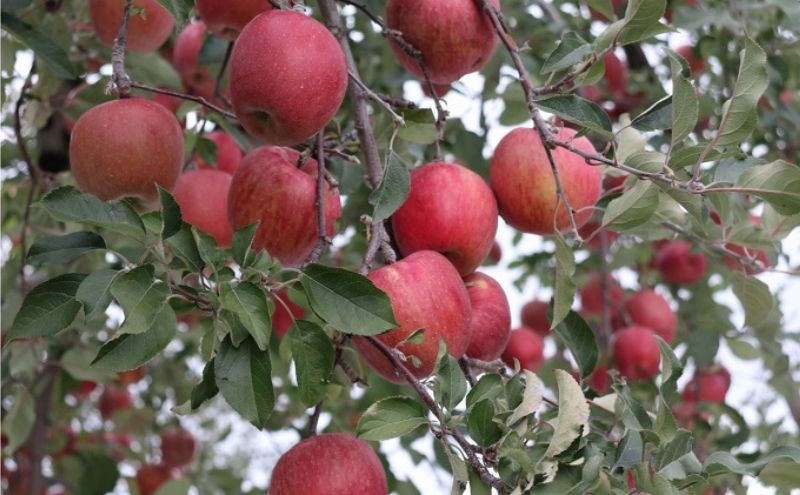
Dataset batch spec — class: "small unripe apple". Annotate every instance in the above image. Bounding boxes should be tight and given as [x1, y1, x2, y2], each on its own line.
[386, 0, 499, 84]
[195, 131, 243, 174]
[228, 146, 341, 266]
[391, 162, 498, 275]
[196, 0, 271, 40]
[490, 127, 602, 235]
[136, 464, 173, 495]
[501, 328, 545, 372]
[682, 364, 731, 403]
[613, 325, 661, 380]
[579, 273, 624, 317]
[676, 45, 706, 74]
[352, 251, 472, 383]
[160, 426, 196, 469]
[464, 272, 511, 362]
[69, 99, 184, 202]
[98, 386, 134, 420]
[520, 300, 551, 336]
[270, 433, 388, 495]
[654, 240, 707, 285]
[622, 290, 676, 343]
[88, 0, 174, 52]
[173, 170, 234, 247]
[229, 11, 347, 145]
[272, 291, 306, 337]
[173, 21, 215, 100]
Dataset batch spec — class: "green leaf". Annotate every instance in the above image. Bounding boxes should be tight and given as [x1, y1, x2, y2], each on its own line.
[289, 320, 335, 406]
[466, 373, 503, 409]
[544, 370, 590, 458]
[729, 160, 800, 215]
[612, 430, 643, 473]
[75, 451, 120, 495]
[220, 282, 272, 350]
[198, 34, 229, 65]
[668, 51, 699, 146]
[615, 383, 653, 430]
[126, 51, 182, 89]
[156, 0, 193, 33]
[1, 13, 76, 78]
[110, 265, 170, 335]
[467, 400, 502, 448]
[165, 224, 204, 272]
[655, 429, 693, 471]
[369, 152, 411, 224]
[534, 95, 612, 136]
[91, 304, 176, 372]
[154, 479, 191, 495]
[398, 108, 437, 144]
[631, 96, 672, 132]
[541, 32, 592, 73]
[704, 446, 800, 477]
[231, 223, 259, 268]
[602, 180, 659, 230]
[656, 337, 683, 403]
[617, 0, 669, 46]
[586, 0, 615, 19]
[356, 396, 427, 441]
[8, 273, 86, 341]
[714, 36, 769, 148]
[506, 370, 543, 425]
[552, 311, 598, 379]
[434, 354, 467, 411]
[215, 336, 274, 428]
[301, 264, 397, 336]
[195, 136, 219, 167]
[625, 151, 665, 174]
[3, 387, 34, 452]
[730, 272, 776, 329]
[191, 359, 218, 410]
[38, 186, 146, 241]
[76, 269, 120, 319]
[27, 231, 106, 264]
[158, 187, 182, 240]
[552, 232, 576, 328]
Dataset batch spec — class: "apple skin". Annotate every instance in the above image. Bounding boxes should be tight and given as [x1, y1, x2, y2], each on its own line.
[116, 367, 144, 386]
[173, 170, 234, 247]
[229, 11, 347, 146]
[520, 300, 551, 336]
[88, 0, 174, 52]
[463, 272, 511, 362]
[682, 365, 731, 403]
[160, 426, 196, 469]
[603, 52, 628, 97]
[501, 328, 545, 372]
[621, 290, 677, 343]
[352, 251, 472, 383]
[484, 241, 502, 265]
[676, 45, 706, 74]
[654, 240, 707, 285]
[490, 127, 602, 235]
[588, 364, 611, 394]
[272, 291, 306, 337]
[391, 162, 498, 275]
[98, 387, 134, 420]
[228, 146, 341, 266]
[173, 21, 216, 100]
[579, 273, 624, 317]
[270, 433, 387, 495]
[386, 0, 499, 85]
[196, 131, 243, 174]
[136, 464, 173, 495]
[70, 380, 98, 399]
[151, 92, 183, 114]
[69, 99, 184, 202]
[613, 325, 661, 380]
[723, 243, 770, 275]
[196, 0, 271, 40]
[577, 218, 618, 251]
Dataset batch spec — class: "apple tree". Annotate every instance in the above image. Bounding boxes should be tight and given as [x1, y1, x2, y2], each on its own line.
[2, 0, 800, 494]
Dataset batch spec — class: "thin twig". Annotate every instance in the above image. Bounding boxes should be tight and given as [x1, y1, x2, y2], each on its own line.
[302, 133, 329, 267]
[349, 71, 405, 125]
[459, 357, 477, 387]
[130, 83, 237, 119]
[110, 0, 133, 97]
[307, 401, 324, 437]
[14, 64, 39, 292]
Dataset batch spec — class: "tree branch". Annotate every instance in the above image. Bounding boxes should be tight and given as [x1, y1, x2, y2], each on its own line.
[302, 133, 330, 267]
[14, 64, 39, 293]
[110, 0, 133, 97]
[131, 83, 237, 119]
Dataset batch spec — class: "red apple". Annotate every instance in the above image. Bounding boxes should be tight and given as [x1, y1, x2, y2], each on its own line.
[391, 162, 498, 275]
[422, 82, 451, 98]
[151, 91, 183, 114]
[136, 464, 173, 495]
[484, 241, 502, 265]
[195, 131, 243, 174]
[603, 52, 628, 97]
[160, 426, 196, 469]
[88, 0, 174, 52]
[613, 325, 661, 380]
[173, 170, 234, 247]
[196, 0, 272, 40]
[69, 99, 184, 202]
[723, 243, 770, 275]
[676, 45, 706, 74]
[577, 218, 618, 250]
[272, 291, 306, 337]
[228, 146, 341, 266]
[501, 328, 545, 372]
[588, 364, 612, 394]
[622, 290, 676, 343]
[70, 380, 98, 399]
[98, 386, 134, 420]
[654, 240, 707, 285]
[229, 11, 347, 146]
[682, 364, 731, 403]
[463, 272, 511, 361]
[386, 0, 499, 84]
[117, 367, 144, 386]
[352, 251, 472, 383]
[579, 273, 624, 317]
[490, 127, 602, 235]
[520, 300, 551, 336]
[270, 433, 387, 495]
[173, 21, 216, 100]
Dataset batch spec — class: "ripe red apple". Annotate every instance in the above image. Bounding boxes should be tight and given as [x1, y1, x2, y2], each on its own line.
[501, 328, 545, 372]
[422, 83, 451, 98]
[173, 170, 234, 247]
[272, 291, 306, 337]
[391, 162, 498, 275]
[173, 21, 215, 100]
[98, 386, 134, 420]
[195, 131, 243, 174]
[490, 127, 602, 235]
[723, 243, 770, 275]
[588, 364, 611, 394]
[196, 0, 271, 40]
[116, 367, 144, 386]
[151, 91, 183, 114]
[622, 290, 676, 343]
[228, 146, 341, 266]
[88, 0, 174, 52]
[654, 240, 707, 285]
[682, 364, 731, 403]
[352, 251, 472, 383]
[386, 0, 499, 84]
[270, 433, 387, 495]
[577, 218, 618, 251]
[484, 241, 502, 265]
[676, 45, 706, 74]
[229, 11, 347, 145]
[136, 464, 173, 495]
[520, 300, 551, 336]
[463, 272, 511, 361]
[613, 325, 661, 380]
[70, 380, 98, 399]
[579, 273, 624, 317]
[69, 99, 184, 202]
[160, 426, 196, 469]
[603, 52, 628, 97]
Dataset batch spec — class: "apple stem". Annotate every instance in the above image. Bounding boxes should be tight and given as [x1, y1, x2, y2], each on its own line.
[306, 400, 324, 437]
[110, 0, 133, 98]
